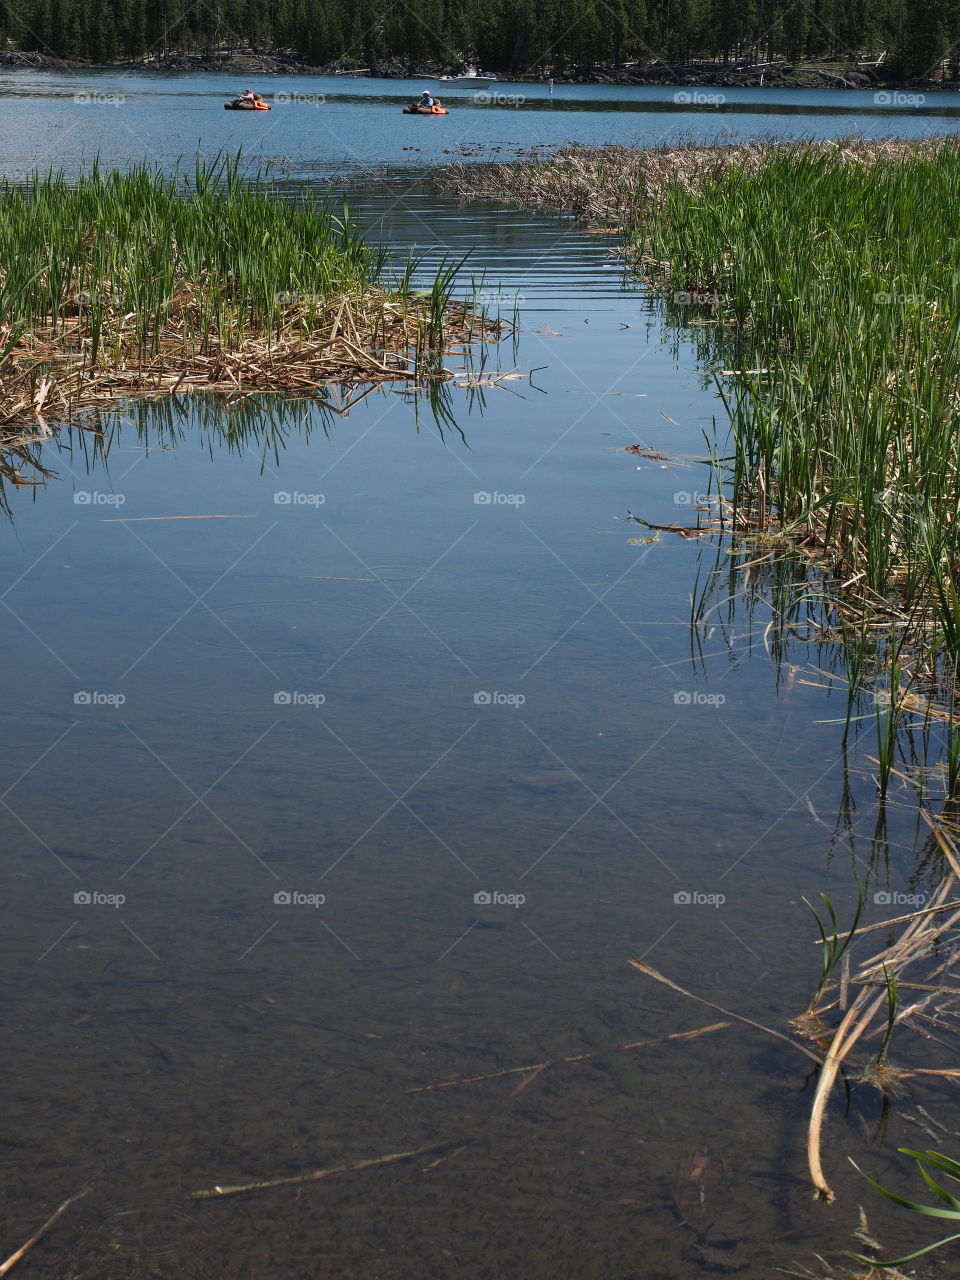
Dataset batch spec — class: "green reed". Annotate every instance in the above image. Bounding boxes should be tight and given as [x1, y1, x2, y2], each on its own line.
[0, 154, 390, 366]
[642, 144, 960, 659]
[850, 1148, 960, 1267]
[803, 889, 864, 1012]
[636, 143, 960, 778]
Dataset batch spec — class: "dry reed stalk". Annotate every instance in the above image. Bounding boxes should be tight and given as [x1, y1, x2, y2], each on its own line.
[805, 825, 960, 1199]
[627, 816, 960, 1203]
[405, 1019, 731, 1094]
[0, 1187, 92, 1276]
[807, 986, 891, 1202]
[628, 960, 823, 1064]
[828, 900, 960, 937]
[190, 1141, 462, 1200]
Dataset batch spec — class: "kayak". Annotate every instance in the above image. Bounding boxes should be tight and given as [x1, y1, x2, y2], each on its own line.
[403, 105, 448, 114]
[225, 100, 271, 110]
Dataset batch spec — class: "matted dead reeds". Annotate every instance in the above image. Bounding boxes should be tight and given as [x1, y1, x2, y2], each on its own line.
[435, 135, 960, 225]
[0, 290, 497, 433]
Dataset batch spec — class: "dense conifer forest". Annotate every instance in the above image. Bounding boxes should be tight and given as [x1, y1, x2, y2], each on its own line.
[2, 0, 958, 77]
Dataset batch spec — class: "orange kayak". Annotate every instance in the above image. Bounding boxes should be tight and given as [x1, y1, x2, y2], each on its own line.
[225, 100, 271, 110]
[403, 105, 448, 114]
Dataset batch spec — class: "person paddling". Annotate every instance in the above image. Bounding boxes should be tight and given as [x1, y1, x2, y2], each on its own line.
[237, 88, 257, 104]
[413, 89, 435, 110]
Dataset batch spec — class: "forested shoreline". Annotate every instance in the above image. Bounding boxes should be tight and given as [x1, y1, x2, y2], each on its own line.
[2, 0, 959, 81]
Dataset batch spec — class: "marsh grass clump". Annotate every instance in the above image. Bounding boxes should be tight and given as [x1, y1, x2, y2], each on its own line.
[0, 155, 497, 428]
[642, 141, 960, 663]
[637, 140, 960, 789]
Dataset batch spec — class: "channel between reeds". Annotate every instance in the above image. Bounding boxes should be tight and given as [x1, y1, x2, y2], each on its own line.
[443, 135, 960, 772]
[0, 156, 499, 433]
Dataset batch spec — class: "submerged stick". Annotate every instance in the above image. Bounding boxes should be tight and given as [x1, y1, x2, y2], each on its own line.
[190, 1141, 461, 1200]
[511, 1063, 549, 1098]
[627, 959, 822, 1064]
[0, 1186, 92, 1276]
[100, 514, 256, 523]
[405, 1021, 731, 1094]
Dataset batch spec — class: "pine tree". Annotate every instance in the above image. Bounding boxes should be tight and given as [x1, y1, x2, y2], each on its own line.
[0, 0, 947, 71]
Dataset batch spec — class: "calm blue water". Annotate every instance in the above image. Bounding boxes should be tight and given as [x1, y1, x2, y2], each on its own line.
[2, 69, 960, 178]
[0, 75, 954, 1278]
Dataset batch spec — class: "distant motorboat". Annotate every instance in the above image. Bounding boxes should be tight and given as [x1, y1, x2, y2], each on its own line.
[438, 68, 497, 88]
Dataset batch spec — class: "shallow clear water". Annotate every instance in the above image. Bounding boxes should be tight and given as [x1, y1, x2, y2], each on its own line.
[0, 75, 956, 1278]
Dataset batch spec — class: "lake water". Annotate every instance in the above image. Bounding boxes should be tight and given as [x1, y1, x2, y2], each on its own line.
[3, 69, 960, 178]
[1, 73, 958, 1278]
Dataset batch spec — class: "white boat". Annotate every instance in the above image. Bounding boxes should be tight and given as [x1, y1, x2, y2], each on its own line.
[438, 68, 497, 88]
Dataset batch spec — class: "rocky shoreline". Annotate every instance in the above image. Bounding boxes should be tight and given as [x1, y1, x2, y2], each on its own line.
[1, 47, 957, 92]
